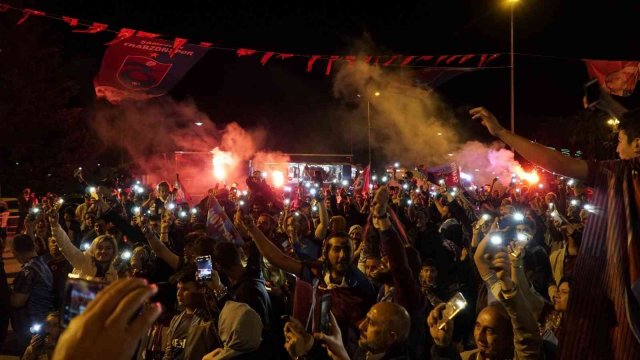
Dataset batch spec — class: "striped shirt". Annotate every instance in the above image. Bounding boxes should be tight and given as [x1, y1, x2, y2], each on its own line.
[560, 159, 640, 359]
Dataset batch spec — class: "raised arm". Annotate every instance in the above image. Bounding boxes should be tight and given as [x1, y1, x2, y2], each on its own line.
[236, 211, 303, 275]
[48, 212, 89, 271]
[470, 107, 589, 181]
[490, 251, 544, 360]
[314, 198, 329, 240]
[473, 218, 500, 280]
[143, 216, 180, 270]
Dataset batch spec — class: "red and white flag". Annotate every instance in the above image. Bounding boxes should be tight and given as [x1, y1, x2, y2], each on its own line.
[586, 60, 640, 97]
[174, 173, 192, 202]
[353, 165, 371, 196]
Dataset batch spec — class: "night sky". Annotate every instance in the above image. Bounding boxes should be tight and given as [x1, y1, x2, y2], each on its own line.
[4, 0, 640, 156]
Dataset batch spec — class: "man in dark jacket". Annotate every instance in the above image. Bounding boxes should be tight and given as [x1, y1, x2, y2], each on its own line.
[214, 241, 278, 359]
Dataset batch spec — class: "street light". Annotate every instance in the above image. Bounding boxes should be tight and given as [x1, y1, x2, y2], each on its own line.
[507, 0, 519, 134]
[361, 91, 381, 167]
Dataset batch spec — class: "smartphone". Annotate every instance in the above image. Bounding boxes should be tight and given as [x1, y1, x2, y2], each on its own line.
[62, 276, 109, 327]
[438, 292, 467, 330]
[195, 255, 213, 282]
[319, 293, 332, 334]
[239, 199, 251, 216]
[488, 231, 505, 247]
[584, 78, 601, 109]
[89, 187, 99, 200]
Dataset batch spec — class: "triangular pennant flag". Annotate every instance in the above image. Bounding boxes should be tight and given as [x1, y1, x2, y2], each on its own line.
[325, 55, 340, 75]
[458, 54, 475, 64]
[383, 55, 399, 66]
[236, 48, 256, 56]
[486, 53, 500, 65]
[260, 52, 275, 66]
[478, 54, 489, 67]
[435, 55, 448, 65]
[72, 22, 108, 34]
[62, 16, 78, 27]
[199, 42, 213, 47]
[417, 55, 434, 63]
[105, 28, 136, 45]
[446, 55, 461, 64]
[169, 37, 188, 57]
[17, 9, 45, 25]
[136, 31, 160, 38]
[307, 55, 321, 72]
[400, 56, 416, 66]
[0, 3, 10, 12]
[277, 53, 294, 60]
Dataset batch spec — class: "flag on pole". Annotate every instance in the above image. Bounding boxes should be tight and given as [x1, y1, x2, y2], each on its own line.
[206, 196, 243, 246]
[353, 165, 370, 196]
[174, 173, 192, 202]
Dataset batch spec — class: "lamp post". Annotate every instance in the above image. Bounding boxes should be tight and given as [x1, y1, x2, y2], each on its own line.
[508, 0, 519, 133]
[358, 91, 380, 167]
[368, 91, 380, 167]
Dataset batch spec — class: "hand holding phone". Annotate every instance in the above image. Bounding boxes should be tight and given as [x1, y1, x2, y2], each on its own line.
[62, 275, 109, 327]
[437, 292, 467, 330]
[55, 278, 162, 360]
[427, 303, 454, 347]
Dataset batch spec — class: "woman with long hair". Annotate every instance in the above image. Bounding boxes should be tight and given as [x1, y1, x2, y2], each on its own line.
[48, 210, 118, 282]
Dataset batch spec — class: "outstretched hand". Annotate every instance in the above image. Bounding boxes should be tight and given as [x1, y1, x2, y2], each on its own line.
[234, 209, 256, 234]
[427, 303, 454, 347]
[52, 278, 162, 360]
[284, 317, 314, 359]
[372, 185, 390, 217]
[470, 107, 506, 137]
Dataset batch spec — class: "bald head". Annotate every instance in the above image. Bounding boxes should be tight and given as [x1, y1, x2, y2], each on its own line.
[358, 302, 410, 354]
[474, 303, 514, 358]
[376, 302, 411, 341]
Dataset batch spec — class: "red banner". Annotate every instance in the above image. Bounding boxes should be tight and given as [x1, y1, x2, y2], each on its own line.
[94, 36, 208, 103]
[586, 60, 640, 97]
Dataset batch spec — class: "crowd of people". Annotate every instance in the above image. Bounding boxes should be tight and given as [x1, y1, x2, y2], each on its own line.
[0, 106, 638, 360]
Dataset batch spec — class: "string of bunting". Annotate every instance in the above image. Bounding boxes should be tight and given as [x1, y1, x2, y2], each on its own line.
[0, 3, 506, 74]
